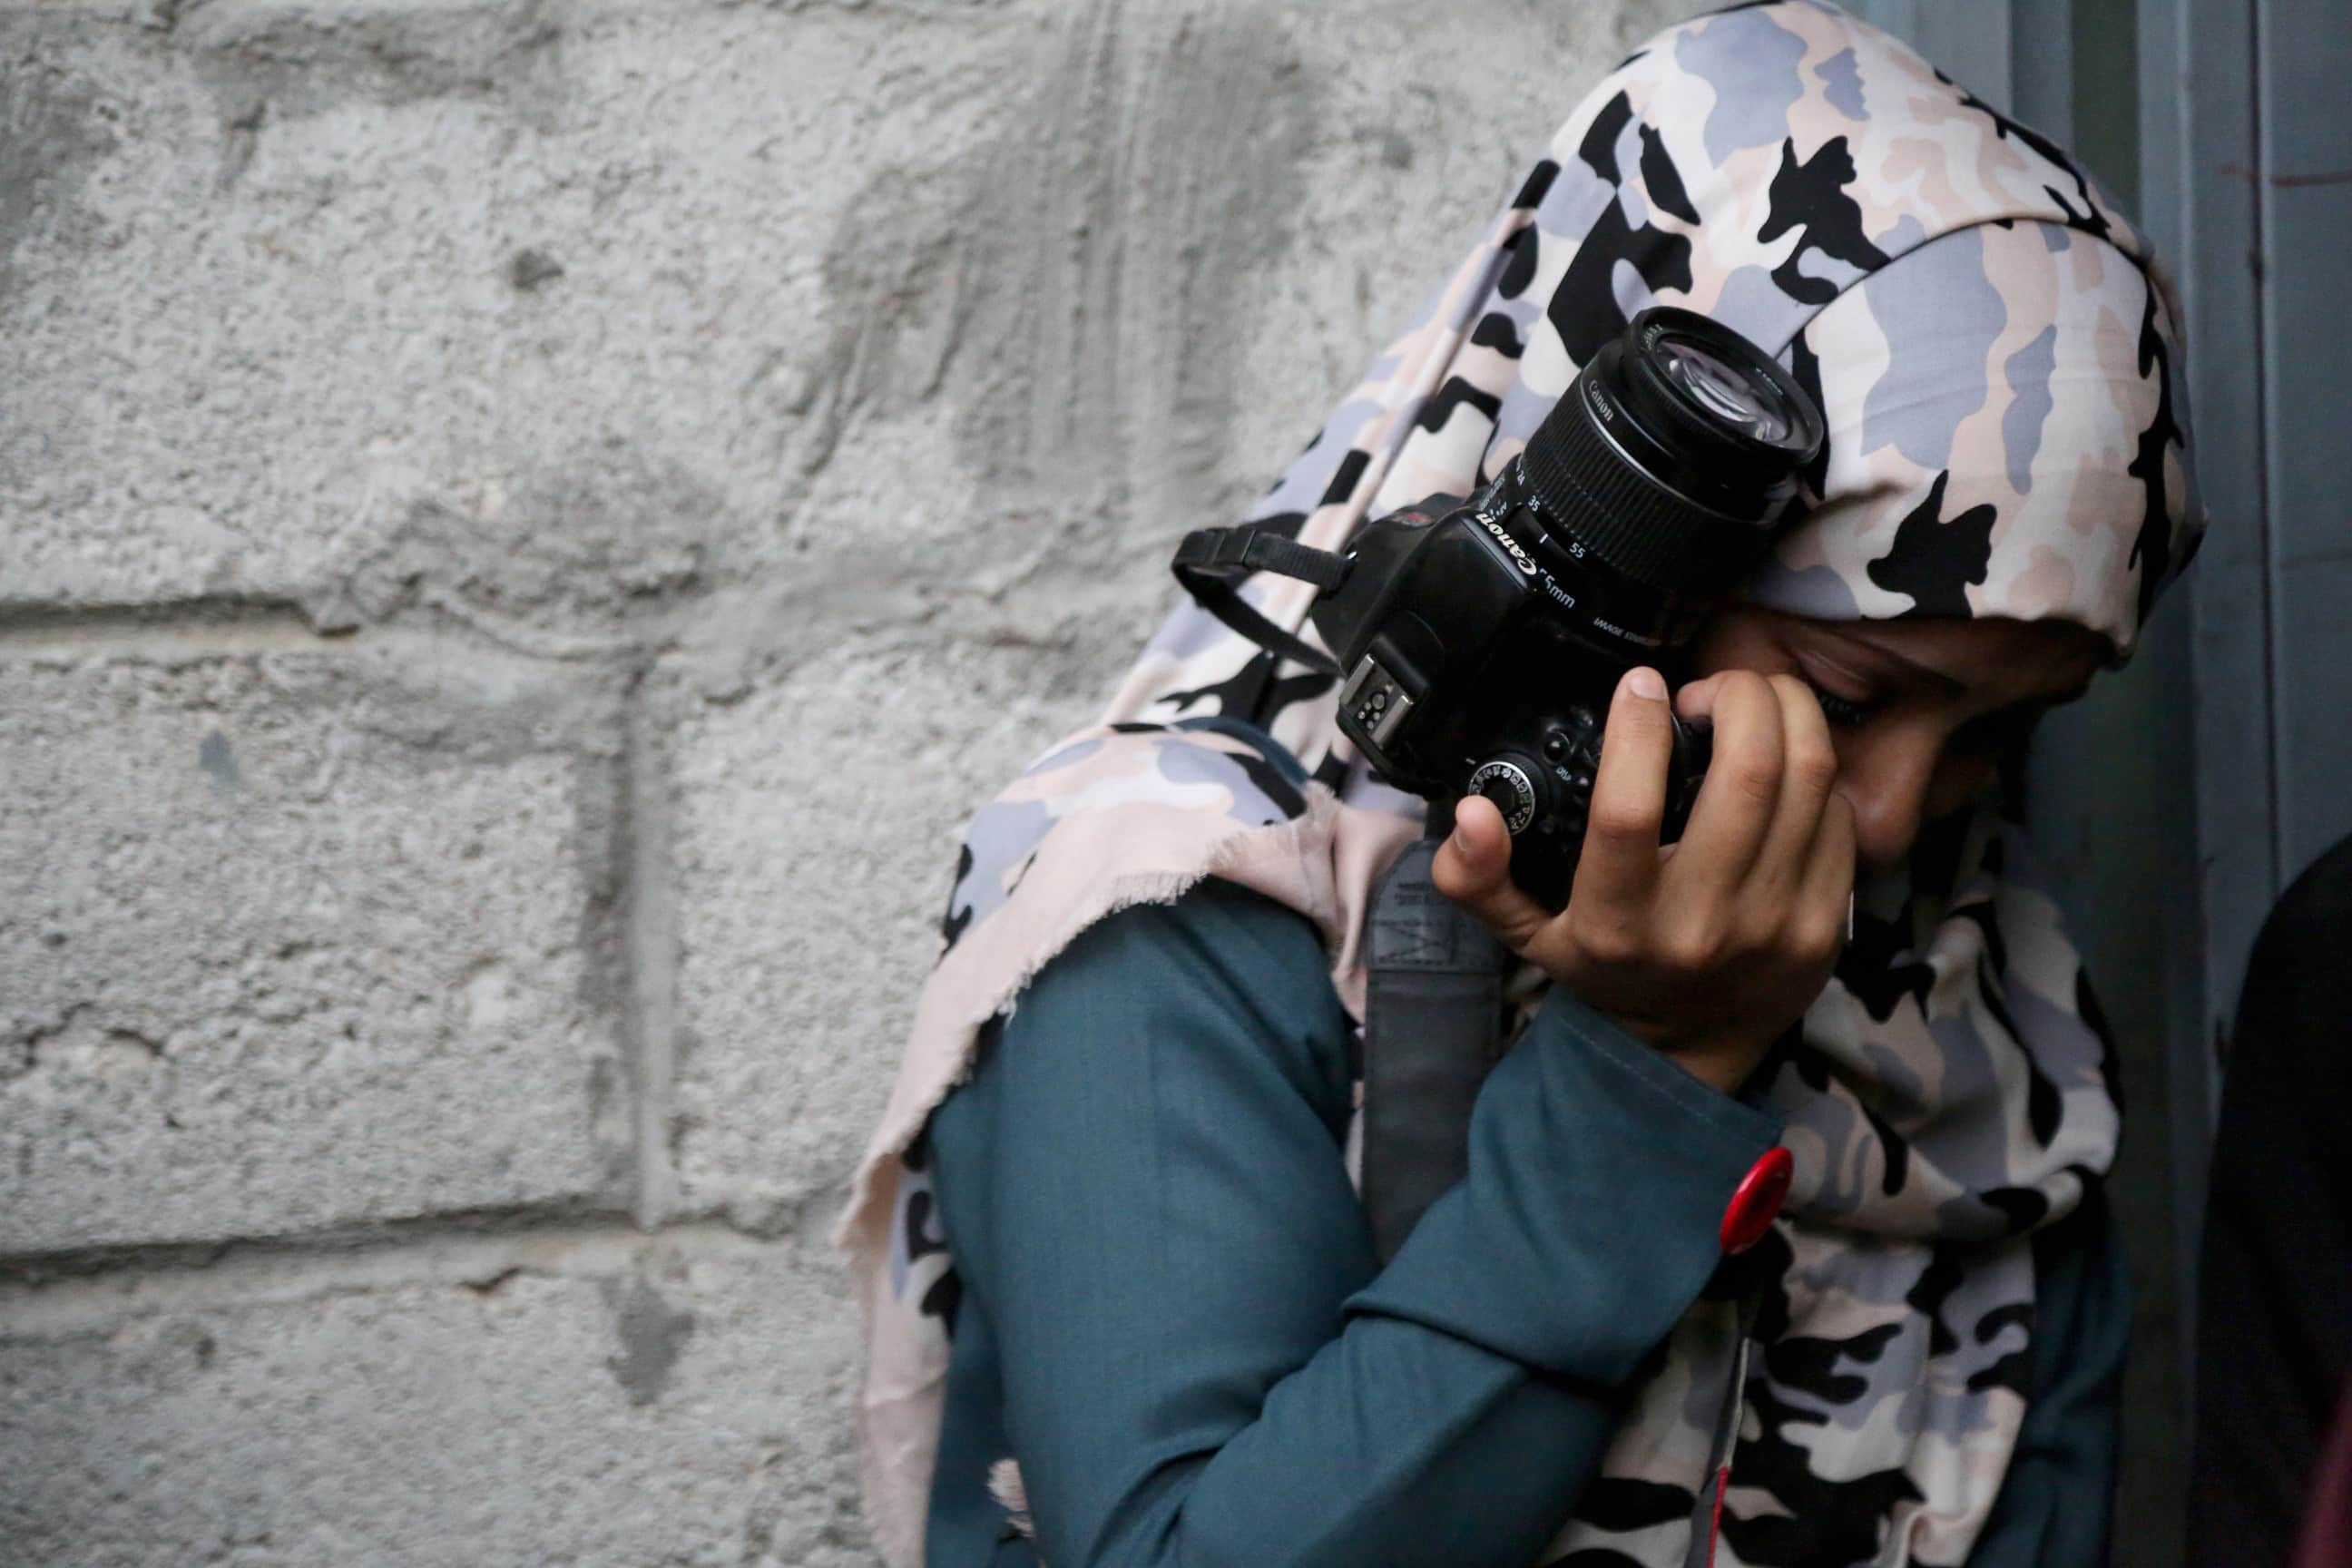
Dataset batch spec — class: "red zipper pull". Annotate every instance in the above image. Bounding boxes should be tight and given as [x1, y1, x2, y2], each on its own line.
[1687, 1149, 1786, 1567]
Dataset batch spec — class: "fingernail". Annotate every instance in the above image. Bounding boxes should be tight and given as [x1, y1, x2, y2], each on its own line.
[1626, 667, 1667, 701]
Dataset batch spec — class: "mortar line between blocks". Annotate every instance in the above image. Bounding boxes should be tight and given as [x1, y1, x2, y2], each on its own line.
[619, 664, 684, 1229]
[0, 599, 628, 670]
[0, 599, 328, 654]
[0, 1217, 779, 1339]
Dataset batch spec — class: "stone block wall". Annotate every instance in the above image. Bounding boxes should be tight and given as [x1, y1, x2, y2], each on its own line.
[0, 2, 1702, 1561]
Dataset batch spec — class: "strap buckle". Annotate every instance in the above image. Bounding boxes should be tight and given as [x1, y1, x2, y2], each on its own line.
[1168, 525, 1353, 676]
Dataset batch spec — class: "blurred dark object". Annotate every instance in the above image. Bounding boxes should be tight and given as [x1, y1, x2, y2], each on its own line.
[2189, 836, 2352, 1567]
[2293, 1387, 2352, 1568]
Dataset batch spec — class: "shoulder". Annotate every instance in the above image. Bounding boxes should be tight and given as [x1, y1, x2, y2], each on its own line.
[1022, 876, 1350, 1091]
[941, 719, 1316, 958]
[2241, 834, 2352, 1013]
[2257, 833, 2352, 948]
[931, 876, 1358, 1183]
[946, 870, 1351, 1137]
[2231, 833, 2352, 1087]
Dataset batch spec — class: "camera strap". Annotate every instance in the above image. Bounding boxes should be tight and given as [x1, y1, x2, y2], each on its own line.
[1359, 834, 1513, 1265]
[1169, 525, 1350, 676]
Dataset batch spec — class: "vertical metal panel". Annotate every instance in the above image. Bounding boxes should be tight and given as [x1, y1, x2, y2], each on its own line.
[2136, 0, 2218, 1402]
[1856, 0, 2014, 106]
[2137, 0, 2184, 313]
[1914, 2, 2014, 108]
[2012, 0, 2076, 139]
[1851, 0, 1923, 55]
[2078, 0, 2142, 214]
[2014, 4, 2198, 1553]
[2024, 630, 2196, 1568]
[2257, 0, 2352, 887]
[2178, 0, 2276, 1078]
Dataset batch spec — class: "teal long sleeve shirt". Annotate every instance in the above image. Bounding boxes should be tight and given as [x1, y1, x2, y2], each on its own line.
[921, 879, 2130, 1567]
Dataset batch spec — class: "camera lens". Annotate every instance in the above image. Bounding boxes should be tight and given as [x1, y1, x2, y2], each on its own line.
[1656, 333, 1793, 443]
[1515, 307, 1825, 599]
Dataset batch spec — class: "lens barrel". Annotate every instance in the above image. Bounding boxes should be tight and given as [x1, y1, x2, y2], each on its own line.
[1516, 307, 1824, 598]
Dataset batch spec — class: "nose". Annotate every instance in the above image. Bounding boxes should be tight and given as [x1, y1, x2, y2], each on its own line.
[1833, 721, 1943, 868]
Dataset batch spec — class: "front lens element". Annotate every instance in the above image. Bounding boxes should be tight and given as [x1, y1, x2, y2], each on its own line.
[1657, 334, 1792, 443]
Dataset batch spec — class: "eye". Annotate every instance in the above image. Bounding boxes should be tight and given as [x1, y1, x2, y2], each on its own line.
[1804, 681, 1881, 729]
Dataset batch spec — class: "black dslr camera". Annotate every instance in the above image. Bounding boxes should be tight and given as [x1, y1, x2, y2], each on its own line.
[1172, 307, 1825, 908]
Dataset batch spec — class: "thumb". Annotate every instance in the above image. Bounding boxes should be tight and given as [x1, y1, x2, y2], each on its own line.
[1431, 794, 1555, 953]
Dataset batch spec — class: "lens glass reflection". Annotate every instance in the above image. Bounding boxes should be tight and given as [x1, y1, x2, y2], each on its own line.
[1657, 335, 1792, 443]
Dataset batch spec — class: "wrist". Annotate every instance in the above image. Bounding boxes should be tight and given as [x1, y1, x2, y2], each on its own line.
[1599, 1012, 1773, 1095]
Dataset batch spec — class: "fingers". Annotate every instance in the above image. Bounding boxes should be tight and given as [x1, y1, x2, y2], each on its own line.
[1792, 790, 1858, 965]
[1672, 671, 1727, 721]
[1758, 675, 1840, 875]
[1569, 667, 1674, 913]
[1673, 671, 1783, 881]
[1431, 793, 1555, 954]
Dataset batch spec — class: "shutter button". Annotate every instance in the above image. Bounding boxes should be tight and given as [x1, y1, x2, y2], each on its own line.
[1719, 1147, 1792, 1254]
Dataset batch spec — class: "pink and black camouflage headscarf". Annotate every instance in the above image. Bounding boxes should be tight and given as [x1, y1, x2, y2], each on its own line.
[843, 4, 2203, 1564]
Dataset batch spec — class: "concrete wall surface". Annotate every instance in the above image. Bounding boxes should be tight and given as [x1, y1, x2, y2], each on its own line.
[0, 2, 1709, 1562]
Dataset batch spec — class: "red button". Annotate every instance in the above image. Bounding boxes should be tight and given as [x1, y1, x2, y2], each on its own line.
[1720, 1147, 1792, 1254]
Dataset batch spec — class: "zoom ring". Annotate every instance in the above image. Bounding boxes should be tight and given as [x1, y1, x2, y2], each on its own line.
[1519, 392, 1769, 593]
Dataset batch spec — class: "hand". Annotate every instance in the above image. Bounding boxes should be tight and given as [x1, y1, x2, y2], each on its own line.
[1432, 666, 1856, 1093]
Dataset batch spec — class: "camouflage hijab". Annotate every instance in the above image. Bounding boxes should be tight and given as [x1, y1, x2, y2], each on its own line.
[842, 5, 2202, 1564]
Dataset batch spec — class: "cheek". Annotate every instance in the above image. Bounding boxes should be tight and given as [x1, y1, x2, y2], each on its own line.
[1826, 721, 1965, 862]
[1829, 722, 1936, 785]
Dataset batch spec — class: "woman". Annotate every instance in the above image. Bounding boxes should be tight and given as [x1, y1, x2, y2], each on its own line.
[842, 4, 2201, 1564]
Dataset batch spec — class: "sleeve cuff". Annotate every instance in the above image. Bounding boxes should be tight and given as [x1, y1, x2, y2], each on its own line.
[1533, 986, 1786, 1152]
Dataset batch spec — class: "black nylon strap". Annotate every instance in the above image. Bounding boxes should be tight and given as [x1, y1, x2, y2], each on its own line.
[1169, 525, 1350, 675]
[1359, 838, 1513, 1265]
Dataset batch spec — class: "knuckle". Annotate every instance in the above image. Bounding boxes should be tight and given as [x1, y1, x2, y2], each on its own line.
[1719, 671, 1771, 714]
[1494, 913, 1549, 956]
[1726, 758, 1781, 807]
[1790, 916, 1843, 969]
[1567, 909, 1640, 966]
[1661, 918, 1726, 974]
[1788, 740, 1840, 796]
[1588, 797, 1661, 843]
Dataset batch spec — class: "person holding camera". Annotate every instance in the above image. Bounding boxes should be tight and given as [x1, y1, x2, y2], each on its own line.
[841, 5, 2200, 1565]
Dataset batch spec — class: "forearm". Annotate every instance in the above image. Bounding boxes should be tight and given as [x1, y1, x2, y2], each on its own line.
[931, 887, 1779, 1568]
[1078, 1312, 1616, 1568]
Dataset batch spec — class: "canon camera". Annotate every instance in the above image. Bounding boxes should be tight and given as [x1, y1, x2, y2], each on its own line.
[1171, 307, 1827, 908]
